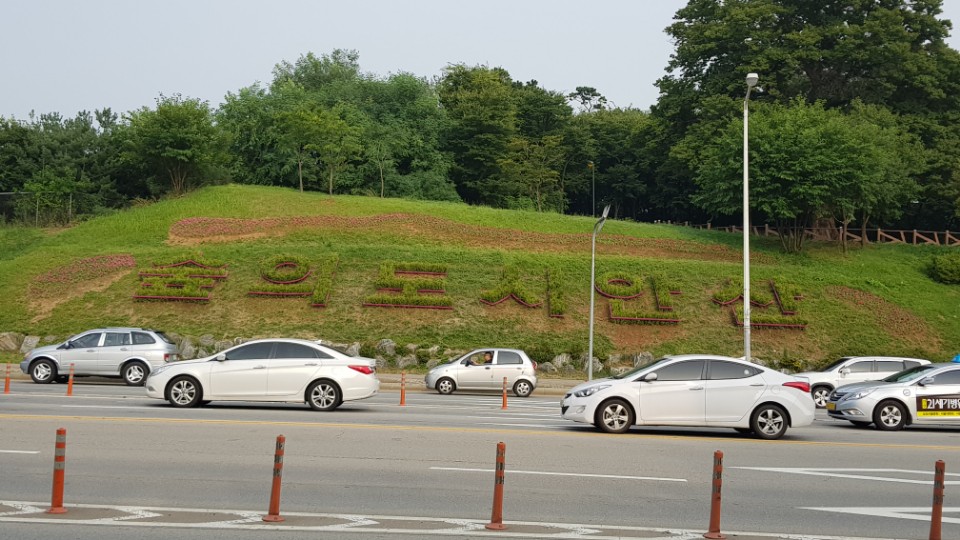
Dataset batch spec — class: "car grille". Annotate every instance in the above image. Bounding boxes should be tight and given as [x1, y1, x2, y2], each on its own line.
[561, 406, 568, 415]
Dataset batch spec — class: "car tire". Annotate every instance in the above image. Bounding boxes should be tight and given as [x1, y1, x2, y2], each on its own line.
[513, 379, 534, 398]
[436, 377, 455, 395]
[595, 399, 634, 434]
[30, 359, 57, 384]
[307, 380, 341, 411]
[873, 400, 907, 431]
[167, 376, 202, 408]
[122, 361, 149, 386]
[811, 385, 832, 408]
[751, 404, 788, 440]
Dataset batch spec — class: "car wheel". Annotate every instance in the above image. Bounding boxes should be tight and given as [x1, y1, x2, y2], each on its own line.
[122, 361, 149, 386]
[513, 380, 533, 398]
[167, 376, 202, 408]
[436, 377, 455, 395]
[734, 428, 753, 434]
[850, 421, 872, 428]
[811, 386, 832, 408]
[595, 399, 634, 434]
[307, 380, 341, 411]
[751, 404, 788, 440]
[30, 359, 57, 384]
[873, 400, 907, 431]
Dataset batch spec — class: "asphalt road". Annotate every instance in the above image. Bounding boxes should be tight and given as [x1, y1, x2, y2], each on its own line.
[2, 380, 959, 540]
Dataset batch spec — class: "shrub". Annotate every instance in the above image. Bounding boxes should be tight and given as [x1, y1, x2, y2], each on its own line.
[931, 252, 960, 284]
[365, 293, 453, 307]
[609, 300, 679, 322]
[596, 271, 644, 298]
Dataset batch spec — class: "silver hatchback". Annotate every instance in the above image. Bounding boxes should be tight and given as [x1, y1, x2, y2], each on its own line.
[20, 327, 179, 386]
[425, 348, 538, 397]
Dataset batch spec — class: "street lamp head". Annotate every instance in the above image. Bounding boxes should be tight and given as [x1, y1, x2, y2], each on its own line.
[746, 73, 759, 88]
[587, 161, 594, 169]
[601, 204, 610, 219]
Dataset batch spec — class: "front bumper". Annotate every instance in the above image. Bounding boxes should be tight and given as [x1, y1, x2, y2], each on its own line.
[19, 359, 29, 375]
[826, 397, 876, 421]
[560, 395, 592, 424]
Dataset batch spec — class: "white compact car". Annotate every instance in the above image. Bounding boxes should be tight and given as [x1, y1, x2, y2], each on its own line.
[794, 356, 931, 408]
[425, 348, 538, 397]
[145, 339, 378, 411]
[561, 354, 815, 439]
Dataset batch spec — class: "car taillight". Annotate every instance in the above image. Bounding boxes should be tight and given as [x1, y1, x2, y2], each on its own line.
[783, 381, 810, 393]
[533, 361, 538, 371]
[349, 365, 374, 375]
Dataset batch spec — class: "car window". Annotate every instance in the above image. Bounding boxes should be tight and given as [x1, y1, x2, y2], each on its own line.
[463, 352, 491, 365]
[883, 364, 938, 382]
[153, 331, 174, 344]
[272, 342, 320, 360]
[103, 332, 131, 347]
[876, 360, 904, 372]
[822, 357, 853, 372]
[903, 360, 923, 369]
[72, 333, 102, 348]
[708, 360, 760, 380]
[226, 342, 274, 361]
[652, 360, 704, 381]
[847, 361, 873, 373]
[496, 351, 523, 365]
[132, 332, 156, 345]
[930, 369, 960, 385]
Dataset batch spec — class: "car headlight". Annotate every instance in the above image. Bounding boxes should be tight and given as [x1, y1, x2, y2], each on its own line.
[150, 365, 171, 377]
[574, 384, 611, 398]
[844, 388, 876, 401]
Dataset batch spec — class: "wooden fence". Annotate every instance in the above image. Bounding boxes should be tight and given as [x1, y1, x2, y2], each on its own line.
[671, 222, 959, 247]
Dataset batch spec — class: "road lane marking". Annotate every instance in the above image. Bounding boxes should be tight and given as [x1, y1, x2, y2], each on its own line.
[463, 415, 567, 422]
[0, 450, 39, 454]
[430, 467, 687, 482]
[62, 405, 144, 410]
[734, 467, 960, 485]
[802, 506, 960, 524]
[2, 413, 959, 449]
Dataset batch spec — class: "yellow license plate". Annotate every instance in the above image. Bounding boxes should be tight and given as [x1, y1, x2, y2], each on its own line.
[826, 402, 836, 411]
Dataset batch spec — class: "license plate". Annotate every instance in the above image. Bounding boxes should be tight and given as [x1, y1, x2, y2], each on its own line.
[826, 402, 836, 411]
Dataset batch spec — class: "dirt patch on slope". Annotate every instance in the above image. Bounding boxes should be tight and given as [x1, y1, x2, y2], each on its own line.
[826, 286, 942, 351]
[29, 271, 132, 323]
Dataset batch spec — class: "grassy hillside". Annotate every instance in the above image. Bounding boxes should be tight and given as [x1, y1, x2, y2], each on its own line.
[1, 184, 957, 371]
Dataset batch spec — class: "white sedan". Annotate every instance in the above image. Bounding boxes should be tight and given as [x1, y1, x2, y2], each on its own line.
[561, 354, 815, 439]
[145, 339, 379, 411]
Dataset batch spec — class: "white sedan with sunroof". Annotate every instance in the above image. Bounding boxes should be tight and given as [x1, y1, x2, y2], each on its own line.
[561, 354, 815, 439]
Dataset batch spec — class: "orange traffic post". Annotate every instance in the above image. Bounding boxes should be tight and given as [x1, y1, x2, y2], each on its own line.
[4, 363, 10, 394]
[65, 363, 75, 397]
[930, 460, 945, 540]
[47, 428, 67, 514]
[501, 377, 508, 410]
[703, 450, 725, 539]
[263, 435, 286, 522]
[485, 441, 507, 530]
[399, 371, 406, 406]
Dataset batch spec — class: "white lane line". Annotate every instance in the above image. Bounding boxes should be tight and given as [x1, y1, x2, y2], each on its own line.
[477, 423, 566, 429]
[734, 466, 960, 485]
[803, 506, 960, 524]
[430, 467, 687, 482]
[462, 415, 567, 422]
[61, 405, 145, 410]
[0, 450, 40, 454]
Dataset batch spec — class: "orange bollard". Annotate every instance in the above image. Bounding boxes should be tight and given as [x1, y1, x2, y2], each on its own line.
[4, 364, 10, 394]
[47, 428, 67, 514]
[703, 450, 725, 539]
[485, 441, 507, 530]
[263, 435, 286, 522]
[930, 460, 945, 540]
[501, 377, 508, 410]
[65, 363, 75, 397]
[399, 371, 406, 406]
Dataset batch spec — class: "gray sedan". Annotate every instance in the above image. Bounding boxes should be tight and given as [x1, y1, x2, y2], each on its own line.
[827, 363, 960, 430]
[425, 348, 538, 397]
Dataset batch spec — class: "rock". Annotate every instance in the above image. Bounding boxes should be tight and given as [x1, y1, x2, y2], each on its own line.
[179, 338, 197, 360]
[634, 351, 655, 368]
[42, 335, 60, 344]
[19, 336, 40, 354]
[198, 334, 216, 348]
[234, 337, 248, 345]
[345, 342, 361, 357]
[581, 358, 602, 373]
[375, 339, 396, 356]
[552, 353, 571, 368]
[611, 366, 632, 376]
[0, 332, 24, 352]
[329, 343, 349, 354]
[396, 355, 419, 369]
[607, 353, 622, 365]
[166, 332, 183, 345]
[426, 358, 443, 369]
[215, 340, 233, 352]
[196, 348, 211, 359]
[426, 345, 440, 358]
[539, 362, 558, 374]
[374, 356, 388, 369]
[405, 343, 419, 353]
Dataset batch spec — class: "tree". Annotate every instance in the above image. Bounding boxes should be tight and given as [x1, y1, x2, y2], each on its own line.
[126, 94, 223, 195]
[311, 104, 363, 195]
[566, 86, 608, 112]
[498, 135, 565, 212]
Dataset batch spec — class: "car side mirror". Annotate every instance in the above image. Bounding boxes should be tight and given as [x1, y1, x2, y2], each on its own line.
[216, 353, 227, 362]
[918, 377, 935, 386]
[839, 367, 851, 376]
[641, 372, 658, 382]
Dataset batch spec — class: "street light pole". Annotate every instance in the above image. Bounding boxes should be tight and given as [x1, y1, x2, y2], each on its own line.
[743, 72, 759, 363]
[588, 204, 611, 381]
[588, 161, 595, 217]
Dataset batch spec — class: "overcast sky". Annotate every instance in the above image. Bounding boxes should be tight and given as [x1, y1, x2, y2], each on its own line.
[2, 0, 960, 120]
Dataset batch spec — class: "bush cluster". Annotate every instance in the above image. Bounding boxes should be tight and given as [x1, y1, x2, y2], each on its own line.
[931, 252, 960, 284]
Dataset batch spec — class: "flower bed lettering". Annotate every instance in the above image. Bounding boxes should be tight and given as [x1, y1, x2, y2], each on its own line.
[595, 271, 645, 299]
[605, 272, 683, 324]
[479, 265, 561, 314]
[135, 256, 226, 302]
[364, 261, 451, 309]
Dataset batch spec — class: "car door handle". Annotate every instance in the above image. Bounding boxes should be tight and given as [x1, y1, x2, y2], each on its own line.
[749, 383, 764, 387]
[690, 386, 704, 391]
[484, 367, 491, 370]
[86, 349, 96, 353]
[253, 365, 266, 370]
[120, 348, 128, 351]
[304, 363, 318, 366]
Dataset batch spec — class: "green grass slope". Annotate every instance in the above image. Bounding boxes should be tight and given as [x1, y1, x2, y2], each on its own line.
[1, 184, 957, 371]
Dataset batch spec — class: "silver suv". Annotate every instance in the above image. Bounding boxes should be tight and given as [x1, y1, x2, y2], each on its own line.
[425, 348, 538, 397]
[20, 328, 179, 386]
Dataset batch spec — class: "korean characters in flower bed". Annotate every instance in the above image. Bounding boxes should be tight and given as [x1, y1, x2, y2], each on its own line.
[364, 261, 452, 309]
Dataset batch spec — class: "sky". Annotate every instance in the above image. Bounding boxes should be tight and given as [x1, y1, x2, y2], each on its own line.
[2, 0, 960, 120]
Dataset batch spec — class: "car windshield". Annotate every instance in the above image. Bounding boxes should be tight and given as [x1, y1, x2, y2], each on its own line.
[881, 364, 938, 383]
[611, 356, 673, 380]
[154, 331, 174, 344]
[820, 357, 853, 372]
